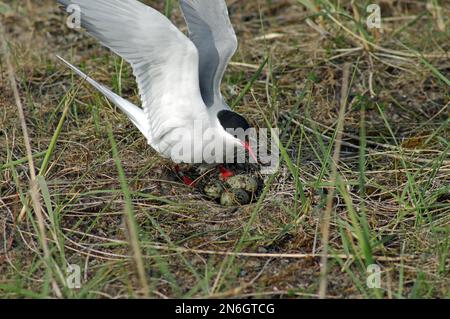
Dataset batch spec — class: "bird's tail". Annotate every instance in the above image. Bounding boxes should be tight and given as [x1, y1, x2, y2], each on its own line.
[56, 55, 149, 137]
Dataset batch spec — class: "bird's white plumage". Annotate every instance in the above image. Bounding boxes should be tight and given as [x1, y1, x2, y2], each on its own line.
[57, 0, 243, 164]
[59, 0, 208, 149]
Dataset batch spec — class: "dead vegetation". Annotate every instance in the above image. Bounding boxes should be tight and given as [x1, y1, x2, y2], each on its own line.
[0, 0, 449, 298]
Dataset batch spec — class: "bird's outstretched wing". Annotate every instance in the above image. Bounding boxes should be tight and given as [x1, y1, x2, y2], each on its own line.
[180, 0, 238, 110]
[56, 55, 150, 137]
[58, 0, 207, 148]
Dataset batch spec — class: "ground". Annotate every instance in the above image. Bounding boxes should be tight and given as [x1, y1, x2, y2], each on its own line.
[0, 0, 449, 298]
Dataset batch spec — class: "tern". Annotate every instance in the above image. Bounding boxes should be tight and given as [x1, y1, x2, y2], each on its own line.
[56, 0, 258, 184]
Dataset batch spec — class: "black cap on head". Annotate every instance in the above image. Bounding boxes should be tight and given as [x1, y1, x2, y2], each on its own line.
[217, 110, 251, 134]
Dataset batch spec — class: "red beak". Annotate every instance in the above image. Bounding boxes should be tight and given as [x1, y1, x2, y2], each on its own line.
[241, 141, 258, 163]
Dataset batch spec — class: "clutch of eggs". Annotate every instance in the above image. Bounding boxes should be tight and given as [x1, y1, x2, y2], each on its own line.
[203, 175, 259, 206]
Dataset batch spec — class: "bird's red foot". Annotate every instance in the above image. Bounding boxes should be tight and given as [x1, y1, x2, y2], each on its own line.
[182, 176, 196, 187]
[175, 165, 196, 187]
[219, 166, 234, 181]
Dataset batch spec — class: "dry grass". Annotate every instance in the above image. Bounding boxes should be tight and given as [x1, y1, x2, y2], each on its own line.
[0, 0, 449, 298]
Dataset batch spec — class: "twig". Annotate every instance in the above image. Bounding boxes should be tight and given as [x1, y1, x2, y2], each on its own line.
[318, 63, 352, 299]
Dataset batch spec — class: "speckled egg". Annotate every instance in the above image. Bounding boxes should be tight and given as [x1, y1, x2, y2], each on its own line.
[204, 182, 225, 200]
[225, 175, 258, 194]
[220, 189, 251, 206]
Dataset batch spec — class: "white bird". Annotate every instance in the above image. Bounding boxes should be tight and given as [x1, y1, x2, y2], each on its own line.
[56, 0, 257, 183]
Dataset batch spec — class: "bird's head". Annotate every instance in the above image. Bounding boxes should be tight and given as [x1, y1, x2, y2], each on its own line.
[217, 110, 258, 163]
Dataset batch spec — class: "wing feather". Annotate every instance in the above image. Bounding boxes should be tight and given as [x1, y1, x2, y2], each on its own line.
[58, 0, 208, 147]
[180, 0, 237, 110]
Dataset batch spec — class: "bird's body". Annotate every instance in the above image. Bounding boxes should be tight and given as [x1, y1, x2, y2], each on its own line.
[57, 0, 256, 166]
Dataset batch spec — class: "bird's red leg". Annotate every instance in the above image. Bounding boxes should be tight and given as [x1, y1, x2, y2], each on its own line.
[219, 165, 234, 181]
[174, 165, 196, 187]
